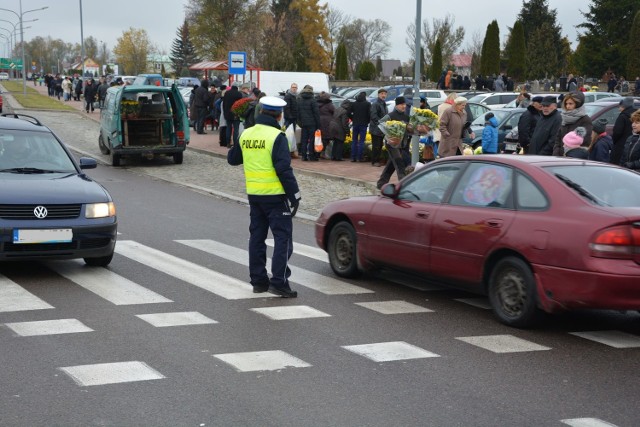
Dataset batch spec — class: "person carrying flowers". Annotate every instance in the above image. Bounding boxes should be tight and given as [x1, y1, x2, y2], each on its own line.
[410, 106, 439, 162]
[376, 96, 412, 190]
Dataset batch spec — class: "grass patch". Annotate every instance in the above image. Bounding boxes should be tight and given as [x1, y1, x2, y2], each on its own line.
[1, 80, 76, 111]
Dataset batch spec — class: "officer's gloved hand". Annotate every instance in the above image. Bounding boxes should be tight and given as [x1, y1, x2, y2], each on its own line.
[290, 196, 301, 216]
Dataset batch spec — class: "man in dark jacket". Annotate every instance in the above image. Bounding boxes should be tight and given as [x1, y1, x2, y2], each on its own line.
[83, 79, 98, 113]
[297, 85, 321, 161]
[376, 96, 411, 189]
[368, 88, 388, 166]
[194, 79, 211, 134]
[517, 96, 542, 153]
[350, 91, 371, 162]
[528, 96, 561, 155]
[611, 97, 637, 165]
[223, 83, 243, 146]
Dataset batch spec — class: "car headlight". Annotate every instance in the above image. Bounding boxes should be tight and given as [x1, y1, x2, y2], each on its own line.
[85, 202, 116, 218]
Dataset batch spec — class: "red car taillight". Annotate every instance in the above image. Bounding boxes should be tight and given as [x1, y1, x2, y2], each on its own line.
[590, 224, 640, 260]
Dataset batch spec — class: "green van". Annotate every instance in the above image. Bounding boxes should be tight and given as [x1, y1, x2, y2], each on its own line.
[99, 85, 190, 166]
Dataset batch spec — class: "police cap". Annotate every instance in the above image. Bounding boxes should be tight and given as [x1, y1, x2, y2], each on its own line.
[259, 96, 287, 112]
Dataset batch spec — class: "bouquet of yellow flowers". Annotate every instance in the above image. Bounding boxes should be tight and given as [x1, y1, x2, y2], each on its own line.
[378, 120, 407, 147]
[410, 107, 439, 131]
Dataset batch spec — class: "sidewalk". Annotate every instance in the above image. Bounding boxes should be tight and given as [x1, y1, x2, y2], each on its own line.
[27, 83, 384, 187]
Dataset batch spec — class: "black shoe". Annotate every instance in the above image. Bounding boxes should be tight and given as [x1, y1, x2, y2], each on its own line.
[351, 159, 357, 162]
[268, 286, 298, 298]
[310, 157, 319, 161]
[302, 157, 309, 161]
[253, 284, 270, 293]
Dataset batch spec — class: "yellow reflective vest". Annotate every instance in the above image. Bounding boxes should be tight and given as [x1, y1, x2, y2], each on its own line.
[240, 124, 286, 196]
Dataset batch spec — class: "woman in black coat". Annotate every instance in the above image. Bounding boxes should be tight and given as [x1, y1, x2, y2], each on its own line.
[317, 92, 335, 157]
[329, 100, 351, 161]
[620, 110, 640, 171]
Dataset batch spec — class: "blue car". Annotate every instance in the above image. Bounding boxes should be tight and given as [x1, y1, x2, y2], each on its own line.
[0, 114, 117, 266]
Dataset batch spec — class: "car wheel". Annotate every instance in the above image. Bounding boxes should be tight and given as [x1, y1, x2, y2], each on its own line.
[98, 134, 109, 154]
[84, 252, 113, 267]
[111, 151, 121, 167]
[488, 256, 542, 328]
[328, 221, 361, 278]
[173, 152, 183, 164]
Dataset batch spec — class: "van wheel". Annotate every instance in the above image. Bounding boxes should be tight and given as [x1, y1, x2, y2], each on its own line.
[173, 152, 183, 164]
[111, 151, 121, 167]
[99, 134, 110, 154]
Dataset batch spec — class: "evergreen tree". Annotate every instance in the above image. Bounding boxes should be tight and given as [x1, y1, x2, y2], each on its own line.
[359, 60, 376, 81]
[429, 38, 443, 83]
[170, 20, 199, 78]
[526, 22, 558, 79]
[517, 0, 563, 77]
[335, 42, 349, 80]
[376, 56, 383, 79]
[506, 20, 526, 81]
[481, 21, 499, 76]
[628, 10, 640, 79]
[419, 47, 427, 81]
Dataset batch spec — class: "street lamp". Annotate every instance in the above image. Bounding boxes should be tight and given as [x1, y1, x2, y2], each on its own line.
[0, 34, 9, 58]
[0, 1, 48, 94]
[0, 18, 37, 54]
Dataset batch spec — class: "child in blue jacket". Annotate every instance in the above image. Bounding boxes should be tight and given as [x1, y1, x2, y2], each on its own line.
[481, 112, 499, 154]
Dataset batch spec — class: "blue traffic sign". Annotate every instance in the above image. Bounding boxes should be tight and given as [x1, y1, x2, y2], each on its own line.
[228, 51, 246, 75]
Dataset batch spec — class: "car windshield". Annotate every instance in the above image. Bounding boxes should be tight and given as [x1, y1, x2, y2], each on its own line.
[471, 110, 511, 126]
[583, 104, 610, 117]
[545, 165, 640, 207]
[467, 94, 487, 103]
[0, 130, 77, 173]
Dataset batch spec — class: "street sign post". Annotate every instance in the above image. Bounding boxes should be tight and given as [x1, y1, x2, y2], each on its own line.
[228, 51, 246, 76]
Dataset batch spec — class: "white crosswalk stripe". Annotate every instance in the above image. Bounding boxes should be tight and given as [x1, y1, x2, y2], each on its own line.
[48, 260, 173, 305]
[59, 361, 166, 386]
[4, 318, 93, 336]
[177, 239, 373, 295]
[115, 240, 271, 300]
[561, 418, 619, 427]
[266, 238, 328, 262]
[569, 330, 640, 348]
[0, 275, 54, 313]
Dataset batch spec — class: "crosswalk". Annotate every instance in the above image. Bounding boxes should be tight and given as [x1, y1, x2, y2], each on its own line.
[1, 236, 639, 402]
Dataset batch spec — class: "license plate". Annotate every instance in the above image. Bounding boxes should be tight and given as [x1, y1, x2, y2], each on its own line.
[13, 229, 73, 244]
[505, 143, 518, 151]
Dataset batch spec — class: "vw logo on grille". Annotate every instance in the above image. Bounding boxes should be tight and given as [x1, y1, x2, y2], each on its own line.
[33, 206, 48, 219]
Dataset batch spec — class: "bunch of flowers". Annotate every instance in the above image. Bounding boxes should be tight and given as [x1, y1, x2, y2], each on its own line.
[231, 97, 253, 121]
[121, 100, 140, 118]
[410, 108, 439, 131]
[378, 120, 407, 147]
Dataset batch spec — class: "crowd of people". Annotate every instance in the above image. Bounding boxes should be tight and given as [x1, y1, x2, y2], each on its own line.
[42, 73, 129, 113]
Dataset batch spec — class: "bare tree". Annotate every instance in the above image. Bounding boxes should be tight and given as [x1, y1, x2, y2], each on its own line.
[405, 13, 465, 66]
[340, 18, 391, 74]
[325, 5, 350, 72]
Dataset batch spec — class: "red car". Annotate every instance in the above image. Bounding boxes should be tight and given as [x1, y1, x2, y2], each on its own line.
[315, 155, 640, 327]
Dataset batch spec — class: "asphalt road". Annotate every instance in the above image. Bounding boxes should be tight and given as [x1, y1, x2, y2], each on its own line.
[0, 108, 639, 426]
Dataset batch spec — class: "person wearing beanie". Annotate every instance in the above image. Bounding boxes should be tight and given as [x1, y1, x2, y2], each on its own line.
[552, 91, 592, 156]
[517, 96, 542, 153]
[563, 126, 589, 159]
[375, 94, 411, 190]
[611, 97, 638, 165]
[481, 112, 499, 154]
[620, 109, 640, 171]
[588, 118, 613, 162]
[297, 84, 321, 161]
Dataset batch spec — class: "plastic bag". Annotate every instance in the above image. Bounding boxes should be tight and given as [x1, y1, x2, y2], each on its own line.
[314, 130, 323, 152]
[285, 124, 297, 152]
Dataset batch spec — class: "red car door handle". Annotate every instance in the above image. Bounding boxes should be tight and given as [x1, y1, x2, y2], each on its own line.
[416, 211, 430, 219]
[487, 219, 503, 228]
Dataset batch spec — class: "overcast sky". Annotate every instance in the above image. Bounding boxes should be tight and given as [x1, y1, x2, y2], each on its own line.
[1, 0, 590, 63]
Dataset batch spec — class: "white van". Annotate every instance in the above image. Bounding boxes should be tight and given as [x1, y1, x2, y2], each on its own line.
[0, 72, 9, 81]
[251, 71, 330, 97]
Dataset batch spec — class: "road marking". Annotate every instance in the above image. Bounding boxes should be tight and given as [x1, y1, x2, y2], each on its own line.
[214, 350, 311, 372]
[354, 300, 434, 314]
[266, 239, 327, 262]
[250, 305, 331, 320]
[342, 341, 440, 362]
[135, 311, 218, 328]
[176, 239, 373, 295]
[59, 361, 166, 386]
[454, 298, 492, 310]
[48, 260, 173, 305]
[456, 334, 551, 353]
[0, 275, 54, 313]
[561, 418, 619, 427]
[569, 330, 640, 348]
[116, 240, 272, 300]
[4, 318, 93, 337]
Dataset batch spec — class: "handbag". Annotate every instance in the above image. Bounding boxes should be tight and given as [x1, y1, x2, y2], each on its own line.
[285, 124, 297, 152]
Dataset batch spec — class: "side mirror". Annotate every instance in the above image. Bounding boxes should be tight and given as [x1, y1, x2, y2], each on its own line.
[381, 183, 397, 197]
[79, 157, 97, 169]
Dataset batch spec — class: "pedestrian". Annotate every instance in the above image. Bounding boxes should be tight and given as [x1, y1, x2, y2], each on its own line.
[516, 92, 531, 108]
[297, 84, 321, 161]
[376, 96, 411, 189]
[435, 92, 456, 144]
[481, 112, 499, 154]
[216, 85, 228, 147]
[317, 91, 334, 157]
[83, 79, 98, 113]
[223, 82, 243, 146]
[226, 96, 301, 298]
[562, 127, 589, 159]
[634, 77, 640, 97]
[368, 88, 388, 166]
[439, 96, 474, 158]
[552, 91, 592, 157]
[329, 99, 351, 161]
[97, 77, 109, 109]
[619, 109, 640, 171]
[194, 78, 211, 134]
[62, 77, 72, 101]
[74, 78, 83, 101]
[607, 72, 617, 93]
[611, 97, 637, 165]
[350, 91, 371, 162]
[283, 83, 299, 158]
[588, 118, 613, 162]
[517, 95, 542, 154]
[528, 96, 562, 155]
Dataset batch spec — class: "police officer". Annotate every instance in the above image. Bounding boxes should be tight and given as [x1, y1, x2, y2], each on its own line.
[227, 96, 302, 298]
